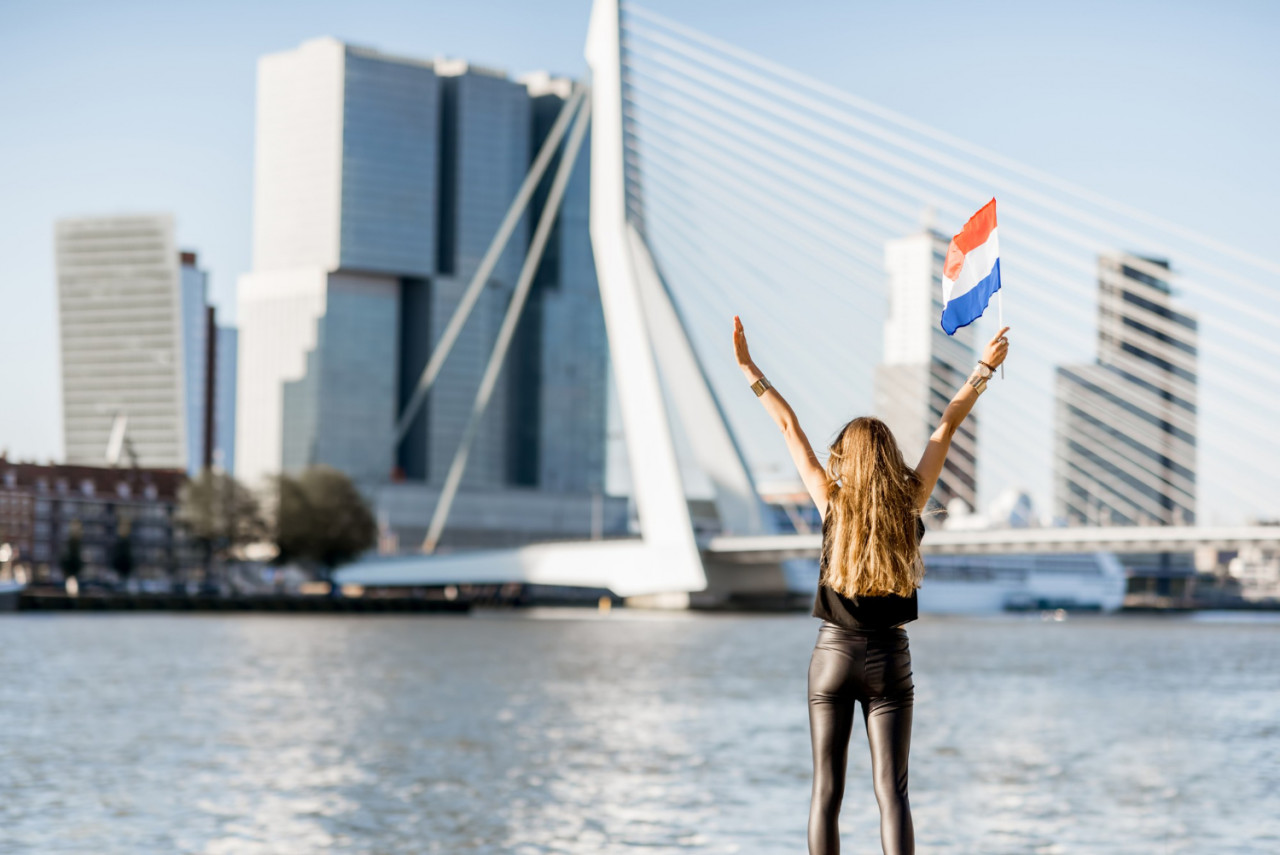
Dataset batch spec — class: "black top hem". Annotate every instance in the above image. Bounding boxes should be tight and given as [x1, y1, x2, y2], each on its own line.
[811, 514, 925, 631]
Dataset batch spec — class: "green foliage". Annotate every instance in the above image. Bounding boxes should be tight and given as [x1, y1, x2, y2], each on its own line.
[273, 466, 377, 576]
[177, 469, 266, 563]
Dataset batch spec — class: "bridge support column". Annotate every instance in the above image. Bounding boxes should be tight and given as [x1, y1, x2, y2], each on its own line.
[587, 0, 788, 606]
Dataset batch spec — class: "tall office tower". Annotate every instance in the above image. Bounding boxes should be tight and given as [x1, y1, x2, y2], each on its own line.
[55, 217, 234, 475]
[57, 215, 187, 469]
[507, 74, 608, 494]
[213, 326, 238, 473]
[873, 230, 979, 514]
[238, 38, 432, 487]
[1054, 254, 1197, 526]
[237, 39, 615, 543]
[421, 59, 531, 490]
[237, 40, 533, 489]
[179, 252, 238, 474]
[179, 251, 212, 471]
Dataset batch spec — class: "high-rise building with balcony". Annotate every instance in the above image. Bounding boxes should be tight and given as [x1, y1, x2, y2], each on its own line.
[873, 230, 979, 516]
[55, 216, 234, 475]
[1053, 254, 1197, 526]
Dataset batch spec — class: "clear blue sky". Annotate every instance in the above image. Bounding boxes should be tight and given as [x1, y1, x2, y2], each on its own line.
[1, 0, 1276, 467]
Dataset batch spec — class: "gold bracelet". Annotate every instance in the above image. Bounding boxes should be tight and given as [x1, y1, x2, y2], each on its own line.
[751, 376, 772, 397]
[967, 369, 988, 394]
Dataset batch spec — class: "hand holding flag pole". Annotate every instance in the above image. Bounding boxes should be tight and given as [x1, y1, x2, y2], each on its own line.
[939, 198, 1005, 377]
[997, 290, 1005, 379]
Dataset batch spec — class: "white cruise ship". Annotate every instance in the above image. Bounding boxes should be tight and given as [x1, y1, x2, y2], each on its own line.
[918, 552, 1127, 613]
[785, 552, 1127, 614]
[774, 490, 1128, 614]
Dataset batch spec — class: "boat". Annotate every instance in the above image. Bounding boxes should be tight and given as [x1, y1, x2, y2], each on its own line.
[918, 551, 1127, 613]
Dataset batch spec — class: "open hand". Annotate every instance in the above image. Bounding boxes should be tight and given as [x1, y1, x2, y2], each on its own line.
[733, 315, 754, 369]
[981, 325, 1010, 369]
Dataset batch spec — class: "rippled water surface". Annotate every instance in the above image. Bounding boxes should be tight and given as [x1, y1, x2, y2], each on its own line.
[2, 610, 1278, 853]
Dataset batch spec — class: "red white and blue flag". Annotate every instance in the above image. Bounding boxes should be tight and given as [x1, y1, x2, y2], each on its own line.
[940, 198, 1001, 334]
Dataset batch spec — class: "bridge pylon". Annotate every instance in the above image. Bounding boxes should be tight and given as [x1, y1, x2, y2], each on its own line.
[583, 0, 787, 606]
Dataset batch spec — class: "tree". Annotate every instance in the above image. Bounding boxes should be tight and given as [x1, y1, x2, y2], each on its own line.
[109, 518, 134, 588]
[273, 466, 377, 588]
[178, 469, 266, 581]
[60, 520, 83, 583]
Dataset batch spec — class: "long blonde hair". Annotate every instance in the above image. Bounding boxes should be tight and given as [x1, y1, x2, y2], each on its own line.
[821, 416, 925, 599]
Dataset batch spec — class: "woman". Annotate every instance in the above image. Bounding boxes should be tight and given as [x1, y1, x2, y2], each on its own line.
[732, 315, 1010, 855]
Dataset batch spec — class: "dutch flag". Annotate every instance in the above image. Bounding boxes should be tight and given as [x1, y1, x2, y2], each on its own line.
[940, 198, 1002, 334]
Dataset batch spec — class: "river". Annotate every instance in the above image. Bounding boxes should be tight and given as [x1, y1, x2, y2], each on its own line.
[2, 610, 1277, 853]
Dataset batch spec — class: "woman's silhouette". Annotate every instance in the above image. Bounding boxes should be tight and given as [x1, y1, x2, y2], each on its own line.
[733, 314, 1010, 855]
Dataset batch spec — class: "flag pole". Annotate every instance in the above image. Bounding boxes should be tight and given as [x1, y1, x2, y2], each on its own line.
[997, 289, 1005, 379]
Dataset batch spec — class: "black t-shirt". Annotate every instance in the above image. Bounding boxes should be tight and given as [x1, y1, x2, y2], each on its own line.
[811, 513, 925, 631]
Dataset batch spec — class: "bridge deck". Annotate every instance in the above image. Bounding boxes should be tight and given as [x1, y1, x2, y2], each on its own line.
[704, 526, 1280, 563]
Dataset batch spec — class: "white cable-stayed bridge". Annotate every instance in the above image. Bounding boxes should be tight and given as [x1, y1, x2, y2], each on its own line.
[337, 0, 1280, 606]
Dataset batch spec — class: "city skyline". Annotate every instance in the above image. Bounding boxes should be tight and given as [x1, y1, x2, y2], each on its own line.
[2, 1, 1277, 525]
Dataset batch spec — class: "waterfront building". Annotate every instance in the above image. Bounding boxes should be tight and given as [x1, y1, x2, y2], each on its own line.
[1053, 253, 1197, 526]
[55, 217, 235, 475]
[237, 39, 424, 486]
[213, 326, 238, 473]
[0, 456, 198, 582]
[873, 230, 979, 517]
[236, 39, 618, 546]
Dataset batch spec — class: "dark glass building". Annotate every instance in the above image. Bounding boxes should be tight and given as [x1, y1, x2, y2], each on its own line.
[1053, 254, 1197, 526]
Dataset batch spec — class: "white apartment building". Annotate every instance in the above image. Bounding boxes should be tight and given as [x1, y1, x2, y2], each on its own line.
[56, 215, 234, 474]
[56, 215, 189, 469]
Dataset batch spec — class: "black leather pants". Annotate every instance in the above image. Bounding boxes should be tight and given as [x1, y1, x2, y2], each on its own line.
[807, 621, 914, 855]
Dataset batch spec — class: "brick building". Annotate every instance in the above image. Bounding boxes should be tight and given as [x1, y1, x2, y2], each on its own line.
[0, 457, 199, 583]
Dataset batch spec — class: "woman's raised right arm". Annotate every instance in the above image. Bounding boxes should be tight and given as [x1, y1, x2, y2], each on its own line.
[733, 315, 832, 516]
[913, 326, 1010, 512]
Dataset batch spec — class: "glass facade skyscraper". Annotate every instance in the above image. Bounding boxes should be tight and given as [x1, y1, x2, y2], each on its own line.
[238, 39, 435, 487]
[1053, 254, 1197, 526]
[422, 62, 531, 491]
[213, 326, 237, 473]
[179, 253, 211, 472]
[237, 40, 615, 545]
[339, 48, 441, 276]
[520, 80, 608, 494]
